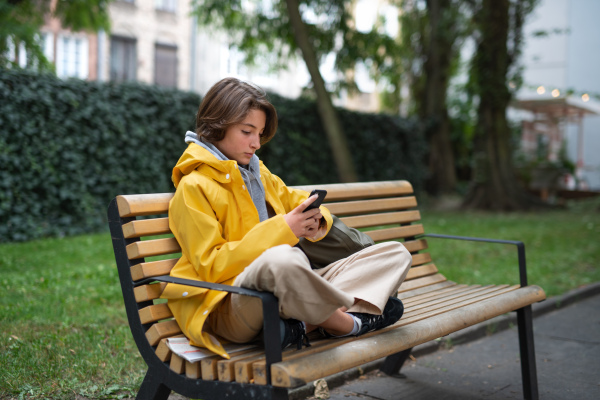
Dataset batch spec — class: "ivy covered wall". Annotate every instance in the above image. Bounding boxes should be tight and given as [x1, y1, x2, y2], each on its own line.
[0, 69, 425, 242]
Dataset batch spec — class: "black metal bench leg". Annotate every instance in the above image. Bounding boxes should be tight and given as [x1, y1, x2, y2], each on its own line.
[381, 348, 412, 376]
[517, 305, 539, 400]
[137, 369, 171, 400]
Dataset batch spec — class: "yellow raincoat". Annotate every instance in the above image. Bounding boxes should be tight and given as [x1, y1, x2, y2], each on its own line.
[161, 143, 333, 358]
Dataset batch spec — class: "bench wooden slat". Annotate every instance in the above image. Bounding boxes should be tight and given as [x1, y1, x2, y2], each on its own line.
[170, 353, 185, 374]
[410, 253, 432, 267]
[139, 303, 173, 324]
[116, 193, 173, 217]
[146, 319, 182, 346]
[325, 197, 418, 216]
[339, 210, 421, 229]
[131, 258, 179, 281]
[397, 273, 447, 293]
[156, 334, 186, 362]
[291, 180, 414, 201]
[269, 285, 546, 387]
[123, 218, 171, 238]
[186, 361, 201, 379]
[201, 355, 222, 380]
[126, 238, 181, 260]
[156, 338, 172, 362]
[366, 224, 424, 242]
[134, 282, 167, 302]
[403, 239, 429, 253]
[402, 284, 471, 305]
[396, 281, 456, 299]
[405, 264, 438, 281]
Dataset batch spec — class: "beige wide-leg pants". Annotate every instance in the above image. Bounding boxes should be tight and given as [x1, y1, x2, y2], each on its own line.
[208, 241, 412, 343]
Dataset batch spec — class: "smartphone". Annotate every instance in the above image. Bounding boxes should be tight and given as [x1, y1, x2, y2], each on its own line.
[304, 189, 327, 212]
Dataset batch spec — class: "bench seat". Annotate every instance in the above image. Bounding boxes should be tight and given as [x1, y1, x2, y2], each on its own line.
[108, 180, 546, 400]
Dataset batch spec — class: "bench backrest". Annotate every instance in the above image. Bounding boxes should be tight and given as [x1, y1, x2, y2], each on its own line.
[108, 180, 442, 364]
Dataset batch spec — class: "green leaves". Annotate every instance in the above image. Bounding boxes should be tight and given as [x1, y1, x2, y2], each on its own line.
[54, 0, 112, 33]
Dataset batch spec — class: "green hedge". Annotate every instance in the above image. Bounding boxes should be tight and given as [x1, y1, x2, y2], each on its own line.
[0, 69, 425, 242]
[0, 69, 197, 242]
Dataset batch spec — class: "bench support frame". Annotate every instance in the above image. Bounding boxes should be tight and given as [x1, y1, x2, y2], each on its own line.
[381, 348, 412, 376]
[517, 304, 539, 400]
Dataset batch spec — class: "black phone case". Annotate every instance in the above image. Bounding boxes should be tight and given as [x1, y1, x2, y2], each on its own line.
[305, 189, 327, 211]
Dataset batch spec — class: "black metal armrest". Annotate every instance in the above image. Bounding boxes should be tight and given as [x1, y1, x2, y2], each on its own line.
[138, 275, 282, 385]
[421, 233, 528, 287]
[136, 275, 265, 296]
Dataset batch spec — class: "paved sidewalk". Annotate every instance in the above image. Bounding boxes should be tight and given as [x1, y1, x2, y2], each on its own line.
[311, 287, 600, 400]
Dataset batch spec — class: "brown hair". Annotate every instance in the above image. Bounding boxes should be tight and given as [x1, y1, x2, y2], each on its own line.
[196, 77, 278, 145]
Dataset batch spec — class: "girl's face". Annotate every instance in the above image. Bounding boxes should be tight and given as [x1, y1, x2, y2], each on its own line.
[215, 108, 266, 165]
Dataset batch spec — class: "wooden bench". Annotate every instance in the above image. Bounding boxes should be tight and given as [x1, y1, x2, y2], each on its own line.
[108, 180, 546, 400]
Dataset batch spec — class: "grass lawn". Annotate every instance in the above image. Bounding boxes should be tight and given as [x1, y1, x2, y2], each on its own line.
[0, 234, 145, 399]
[1, 201, 599, 399]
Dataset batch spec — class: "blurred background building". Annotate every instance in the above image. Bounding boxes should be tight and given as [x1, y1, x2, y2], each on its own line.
[514, 0, 600, 191]
[35, 0, 599, 190]
[38, 0, 307, 98]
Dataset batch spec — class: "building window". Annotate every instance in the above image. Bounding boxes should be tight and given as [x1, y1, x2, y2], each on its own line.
[155, 0, 177, 13]
[56, 34, 89, 79]
[110, 36, 136, 82]
[154, 43, 178, 88]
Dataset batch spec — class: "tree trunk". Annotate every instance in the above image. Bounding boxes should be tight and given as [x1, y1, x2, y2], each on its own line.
[463, 0, 544, 210]
[285, 0, 357, 183]
[422, 0, 457, 195]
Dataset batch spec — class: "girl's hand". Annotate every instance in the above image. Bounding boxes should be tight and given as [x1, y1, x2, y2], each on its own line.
[284, 195, 323, 238]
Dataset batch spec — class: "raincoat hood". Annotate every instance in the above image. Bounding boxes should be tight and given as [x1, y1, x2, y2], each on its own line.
[172, 141, 231, 188]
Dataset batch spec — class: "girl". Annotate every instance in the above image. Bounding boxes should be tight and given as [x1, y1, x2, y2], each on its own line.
[161, 77, 412, 358]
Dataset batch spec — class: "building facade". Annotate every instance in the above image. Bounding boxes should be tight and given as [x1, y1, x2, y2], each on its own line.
[516, 0, 600, 190]
[39, 0, 307, 98]
[103, 0, 191, 89]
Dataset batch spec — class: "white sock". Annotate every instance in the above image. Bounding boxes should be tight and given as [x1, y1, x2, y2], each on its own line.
[348, 314, 361, 335]
[326, 313, 361, 337]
